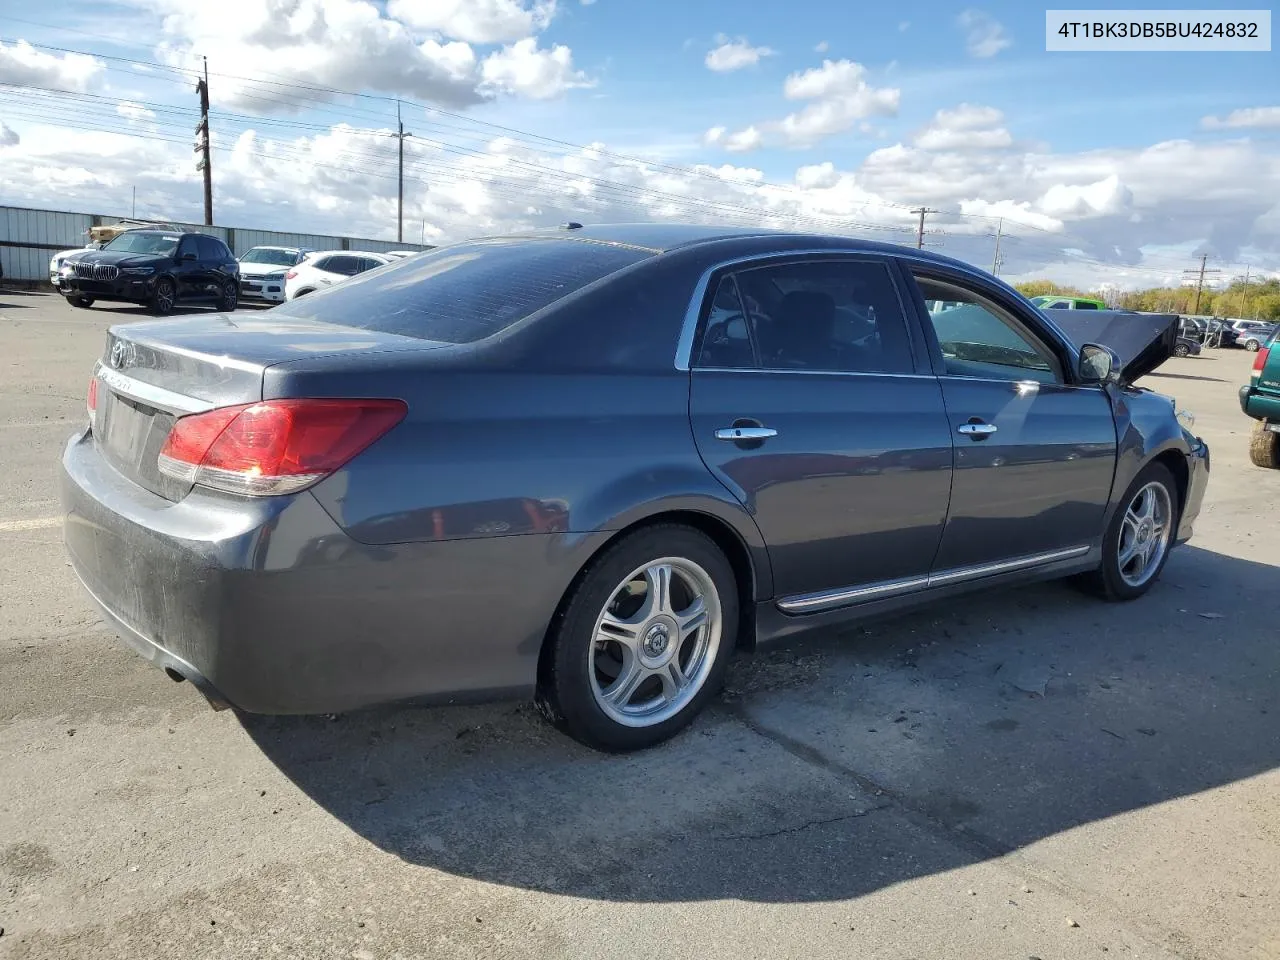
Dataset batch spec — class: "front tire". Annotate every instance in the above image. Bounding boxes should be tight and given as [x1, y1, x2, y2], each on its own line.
[1249, 422, 1280, 469]
[217, 279, 238, 312]
[538, 525, 739, 752]
[1085, 462, 1179, 602]
[1173, 342, 1190, 358]
[150, 277, 177, 315]
[66, 295, 94, 309]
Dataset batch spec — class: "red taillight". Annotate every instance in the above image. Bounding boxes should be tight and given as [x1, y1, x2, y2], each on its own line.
[86, 376, 98, 424]
[157, 398, 407, 496]
[1253, 346, 1270, 376]
[285, 270, 297, 280]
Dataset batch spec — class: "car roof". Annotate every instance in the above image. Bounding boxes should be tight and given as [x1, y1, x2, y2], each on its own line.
[246, 245, 302, 252]
[469, 222, 984, 272]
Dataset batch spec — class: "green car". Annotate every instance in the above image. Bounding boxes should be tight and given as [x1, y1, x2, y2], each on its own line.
[1239, 327, 1280, 468]
[1030, 295, 1107, 311]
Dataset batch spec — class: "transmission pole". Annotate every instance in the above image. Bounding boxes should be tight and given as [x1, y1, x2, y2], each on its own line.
[1182, 254, 1221, 315]
[194, 57, 213, 226]
[395, 102, 414, 244]
[990, 217, 1004, 275]
[910, 207, 936, 249]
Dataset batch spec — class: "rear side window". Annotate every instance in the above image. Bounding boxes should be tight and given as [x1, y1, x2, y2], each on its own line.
[696, 259, 915, 374]
[274, 238, 654, 344]
[1075, 300, 1099, 309]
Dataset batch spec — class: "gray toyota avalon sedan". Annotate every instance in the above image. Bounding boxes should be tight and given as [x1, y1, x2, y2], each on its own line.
[60, 224, 1209, 751]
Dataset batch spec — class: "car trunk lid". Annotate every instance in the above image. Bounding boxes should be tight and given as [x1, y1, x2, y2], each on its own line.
[91, 314, 443, 501]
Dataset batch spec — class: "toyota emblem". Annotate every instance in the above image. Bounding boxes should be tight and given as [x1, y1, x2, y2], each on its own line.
[108, 340, 133, 370]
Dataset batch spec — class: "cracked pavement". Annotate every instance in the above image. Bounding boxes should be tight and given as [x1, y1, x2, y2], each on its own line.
[1, 293, 1278, 959]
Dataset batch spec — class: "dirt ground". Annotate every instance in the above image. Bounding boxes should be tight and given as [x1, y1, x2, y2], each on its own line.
[1, 290, 1276, 960]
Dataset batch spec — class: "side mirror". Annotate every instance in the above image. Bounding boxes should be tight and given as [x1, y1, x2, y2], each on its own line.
[180, 251, 197, 262]
[1079, 343, 1120, 384]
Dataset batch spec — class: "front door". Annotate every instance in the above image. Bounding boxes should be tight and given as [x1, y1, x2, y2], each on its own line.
[173, 235, 205, 302]
[688, 256, 954, 607]
[901, 266, 1118, 573]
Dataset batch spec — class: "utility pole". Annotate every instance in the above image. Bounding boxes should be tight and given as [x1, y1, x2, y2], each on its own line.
[1235, 266, 1251, 319]
[1182, 254, 1221, 315]
[395, 102, 413, 243]
[131, 185, 136, 219]
[910, 207, 936, 249]
[194, 57, 213, 226]
[990, 217, 1004, 275]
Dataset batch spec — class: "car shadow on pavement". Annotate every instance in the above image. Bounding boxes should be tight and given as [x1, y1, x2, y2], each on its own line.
[241, 544, 1279, 903]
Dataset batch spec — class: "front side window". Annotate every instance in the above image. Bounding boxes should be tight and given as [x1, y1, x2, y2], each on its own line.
[912, 273, 1061, 383]
[696, 259, 914, 374]
[176, 236, 198, 260]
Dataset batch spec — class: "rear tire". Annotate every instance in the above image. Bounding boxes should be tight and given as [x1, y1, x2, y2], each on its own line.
[66, 295, 94, 309]
[537, 524, 739, 752]
[1249, 422, 1280, 469]
[1173, 342, 1190, 358]
[150, 277, 177, 315]
[1082, 462, 1179, 602]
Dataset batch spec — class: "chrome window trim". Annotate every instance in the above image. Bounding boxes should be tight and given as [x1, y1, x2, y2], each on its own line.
[673, 247, 1072, 372]
[93, 362, 215, 416]
[776, 544, 1092, 615]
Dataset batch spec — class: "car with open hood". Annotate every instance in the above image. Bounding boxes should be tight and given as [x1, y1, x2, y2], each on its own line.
[56, 229, 239, 315]
[59, 225, 1209, 752]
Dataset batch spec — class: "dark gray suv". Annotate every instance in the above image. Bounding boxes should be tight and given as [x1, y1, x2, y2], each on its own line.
[59, 224, 1209, 751]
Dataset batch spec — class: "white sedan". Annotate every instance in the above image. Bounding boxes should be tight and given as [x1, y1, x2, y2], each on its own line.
[284, 251, 394, 301]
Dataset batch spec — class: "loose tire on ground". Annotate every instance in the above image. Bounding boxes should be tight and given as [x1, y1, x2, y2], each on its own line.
[1249, 422, 1280, 469]
[537, 524, 739, 752]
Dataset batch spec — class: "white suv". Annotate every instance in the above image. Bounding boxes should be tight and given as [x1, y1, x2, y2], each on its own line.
[284, 251, 393, 301]
[238, 246, 312, 304]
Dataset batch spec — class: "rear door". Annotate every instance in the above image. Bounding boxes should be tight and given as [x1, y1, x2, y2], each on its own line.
[687, 255, 954, 609]
[900, 264, 1117, 573]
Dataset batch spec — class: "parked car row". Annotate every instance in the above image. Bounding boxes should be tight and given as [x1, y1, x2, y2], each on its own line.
[50, 223, 418, 312]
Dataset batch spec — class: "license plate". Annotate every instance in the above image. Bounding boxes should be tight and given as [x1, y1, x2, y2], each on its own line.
[98, 392, 158, 470]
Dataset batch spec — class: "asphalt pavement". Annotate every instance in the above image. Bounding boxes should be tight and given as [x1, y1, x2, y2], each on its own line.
[1, 290, 1277, 960]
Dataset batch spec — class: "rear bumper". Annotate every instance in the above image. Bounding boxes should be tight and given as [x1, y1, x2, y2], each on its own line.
[60, 428, 568, 714]
[1240, 384, 1280, 422]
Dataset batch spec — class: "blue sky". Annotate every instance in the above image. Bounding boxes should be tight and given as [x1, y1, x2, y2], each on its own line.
[0, 0, 1276, 288]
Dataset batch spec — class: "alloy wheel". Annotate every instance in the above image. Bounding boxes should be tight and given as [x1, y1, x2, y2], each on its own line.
[1117, 481, 1173, 588]
[589, 557, 722, 728]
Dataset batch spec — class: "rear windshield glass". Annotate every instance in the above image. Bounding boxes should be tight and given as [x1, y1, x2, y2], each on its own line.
[272, 237, 653, 343]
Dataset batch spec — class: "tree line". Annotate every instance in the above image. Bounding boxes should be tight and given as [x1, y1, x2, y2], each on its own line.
[1013, 278, 1280, 320]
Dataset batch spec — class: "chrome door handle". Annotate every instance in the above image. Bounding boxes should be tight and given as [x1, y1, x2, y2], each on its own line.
[957, 422, 997, 438]
[716, 426, 778, 441]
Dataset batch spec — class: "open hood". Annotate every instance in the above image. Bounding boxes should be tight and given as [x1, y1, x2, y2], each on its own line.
[1043, 309, 1179, 385]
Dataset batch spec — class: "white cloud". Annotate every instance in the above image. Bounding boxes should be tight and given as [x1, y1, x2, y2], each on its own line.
[705, 36, 775, 72]
[0, 122, 18, 147]
[723, 126, 763, 152]
[957, 10, 1011, 58]
[913, 103, 1013, 151]
[480, 38, 592, 99]
[385, 0, 556, 44]
[703, 125, 726, 145]
[116, 101, 157, 123]
[814, 41, 829, 53]
[776, 60, 900, 147]
[1202, 106, 1280, 130]
[145, 0, 585, 112]
[2, 97, 1278, 288]
[0, 40, 103, 93]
